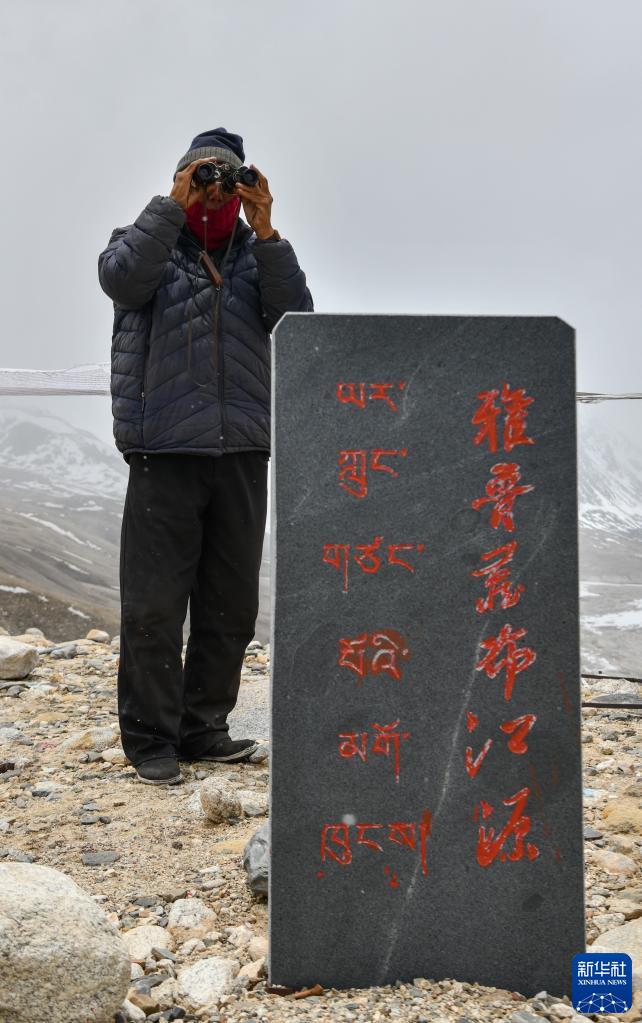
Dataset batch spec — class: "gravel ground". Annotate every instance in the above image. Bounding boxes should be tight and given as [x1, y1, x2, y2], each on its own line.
[0, 629, 640, 1023]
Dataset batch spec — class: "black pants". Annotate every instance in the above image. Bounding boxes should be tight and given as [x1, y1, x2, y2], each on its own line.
[117, 451, 268, 766]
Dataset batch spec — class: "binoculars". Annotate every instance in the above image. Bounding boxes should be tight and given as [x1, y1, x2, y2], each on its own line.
[193, 162, 259, 193]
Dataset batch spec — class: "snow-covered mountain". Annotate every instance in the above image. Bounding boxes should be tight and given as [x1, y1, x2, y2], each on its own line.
[0, 405, 127, 500]
[578, 417, 642, 675]
[579, 420, 642, 543]
[0, 404, 270, 642]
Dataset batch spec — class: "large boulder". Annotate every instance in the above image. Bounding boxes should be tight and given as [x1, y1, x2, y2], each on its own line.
[243, 822, 269, 897]
[0, 637, 38, 680]
[0, 862, 130, 1023]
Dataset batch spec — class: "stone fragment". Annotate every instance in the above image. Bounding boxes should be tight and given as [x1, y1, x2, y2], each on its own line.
[609, 899, 642, 921]
[0, 637, 38, 680]
[86, 629, 111, 643]
[237, 957, 266, 986]
[583, 825, 603, 840]
[61, 726, 119, 751]
[199, 778, 242, 823]
[81, 851, 120, 866]
[121, 998, 146, 1020]
[592, 849, 638, 877]
[122, 924, 175, 963]
[176, 956, 239, 1009]
[237, 789, 268, 817]
[603, 800, 642, 835]
[226, 924, 253, 948]
[592, 918, 642, 990]
[167, 898, 218, 941]
[0, 862, 129, 1023]
[126, 988, 160, 1013]
[101, 746, 128, 765]
[243, 822, 269, 897]
[248, 935, 268, 960]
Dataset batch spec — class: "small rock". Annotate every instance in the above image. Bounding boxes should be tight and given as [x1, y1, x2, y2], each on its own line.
[583, 825, 603, 840]
[101, 746, 128, 766]
[237, 789, 268, 817]
[237, 957, 265, 986]
[81, 851, 120, 866]
[248, 745, 269, 764]
[127, 988, 160, 1014]
[592, 849, 638, 877]
[199, 778, 242, 823]
[86, 629, 111, 643]
[50, 643, 78, 659]
[226, 924, 253, 948]
[123, 925, 175, 964]
[591, 918, 642, 989]
[242, 822, 269, 897]
[0, 637, 38, 680]
[179, 938, 206, 956]
[61, 726, 119, 752]
[509, 1013, 545, 1023]
[176, 957, 239, 1009]
[122, 998, 146, 1021]
[603, 799, 642, 835]
[609, 899, 642, 921]
[248, 935, 268, 960]
[167, 898, 218, 941]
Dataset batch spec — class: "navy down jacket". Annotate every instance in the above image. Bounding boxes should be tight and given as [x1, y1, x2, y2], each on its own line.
[98, 195, 313, 460]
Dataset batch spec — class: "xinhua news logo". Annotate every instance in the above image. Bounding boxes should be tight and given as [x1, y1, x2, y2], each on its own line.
[572, 952, 633, 1014]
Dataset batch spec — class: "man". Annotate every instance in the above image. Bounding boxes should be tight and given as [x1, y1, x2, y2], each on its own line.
[98, 128, 313, 785]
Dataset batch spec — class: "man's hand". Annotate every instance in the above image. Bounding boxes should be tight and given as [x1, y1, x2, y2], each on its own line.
[235, 165, 276, 240]
[169, 158, 221, 211]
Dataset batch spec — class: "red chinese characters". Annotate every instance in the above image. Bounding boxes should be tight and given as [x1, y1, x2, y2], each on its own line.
[338, 720, 410, 782]
[470, 541, 524, 613]
[465, 382, 543, 866]
[472, 383, 535, 453]
[471, 462, 534, 533]
[338, 629, 410, 682]
[464, 712, 537, 778]
[337, 380, 407, 412]
[473, 787, 540, 866]
[476, 623, 536, 702]
[323, 536, 426, 593]
[338, 448, 408, 499]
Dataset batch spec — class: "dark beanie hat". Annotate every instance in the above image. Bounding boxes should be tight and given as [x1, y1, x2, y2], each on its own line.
[174, 127, 245, 175]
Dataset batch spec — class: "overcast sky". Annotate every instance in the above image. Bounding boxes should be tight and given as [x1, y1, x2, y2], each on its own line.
[0, 0, 640, 444]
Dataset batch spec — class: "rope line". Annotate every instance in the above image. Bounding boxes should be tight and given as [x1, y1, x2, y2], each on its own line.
[0, 365, 639, 401]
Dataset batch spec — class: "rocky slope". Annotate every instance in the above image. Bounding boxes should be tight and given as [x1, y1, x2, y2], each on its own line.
[0, 626, 640, 1022]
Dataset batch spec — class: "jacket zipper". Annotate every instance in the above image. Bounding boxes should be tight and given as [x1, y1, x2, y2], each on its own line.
[141, 349, 149, 412]
[213, 284, 225, 444]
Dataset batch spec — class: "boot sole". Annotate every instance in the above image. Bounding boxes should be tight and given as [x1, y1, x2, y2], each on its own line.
[135, 772, 183, 785]
[190, 743, 260, 763]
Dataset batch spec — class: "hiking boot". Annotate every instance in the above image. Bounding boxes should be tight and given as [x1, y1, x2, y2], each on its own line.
[135, 757, 182, 785]
[183, 737, 259, 763]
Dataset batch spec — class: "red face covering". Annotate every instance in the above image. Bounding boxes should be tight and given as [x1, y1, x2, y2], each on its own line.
[184, 197, 241, 249]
